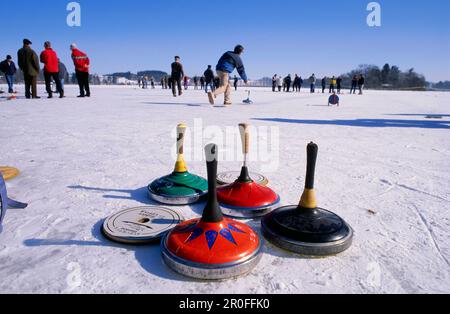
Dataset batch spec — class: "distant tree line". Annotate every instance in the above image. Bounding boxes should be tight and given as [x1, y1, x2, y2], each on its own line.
[340, 64, 427, 90]
[105, 71, 168, 82]
[431, 81, 450, 90]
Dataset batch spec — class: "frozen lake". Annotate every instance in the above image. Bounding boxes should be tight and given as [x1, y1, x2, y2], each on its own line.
[1, 85, 449, 293]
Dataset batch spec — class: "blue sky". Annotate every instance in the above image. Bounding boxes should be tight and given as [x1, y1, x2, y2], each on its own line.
[2, 0, 450, 81]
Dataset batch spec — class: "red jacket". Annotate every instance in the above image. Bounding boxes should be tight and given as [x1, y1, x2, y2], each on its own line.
[71, 48, 90, 72]
[40, 48, 59, 73]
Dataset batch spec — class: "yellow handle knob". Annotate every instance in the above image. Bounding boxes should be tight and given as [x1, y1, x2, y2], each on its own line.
[174, 123, 188, 173]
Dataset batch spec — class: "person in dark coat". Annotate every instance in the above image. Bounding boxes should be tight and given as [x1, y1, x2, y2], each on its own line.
[58, 59, 68, 93]
[358, 74, 365, 95]
[17, 39, 40, 99]
[200, 76, 205, 90]
[193, 76, 199, 90]
[272, 74, 278, 92]
[214, 77, 220, 89]
[293, 74, 300, 92]
[171, 56, 184, 97]
[350, 75, 358, 94]
[298, 76, 304, 92]
[285, 75, 292, 92]
[336, 76, 342, 94]
[309, 74, 316, 93]
[233, 75, 239, 91]
[321, 77, 327, 93]
[0, 55, 17, 93]
[203, 65, 215, 93]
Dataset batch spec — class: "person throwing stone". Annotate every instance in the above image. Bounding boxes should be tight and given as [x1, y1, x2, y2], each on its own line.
[208, 45, 248, 106]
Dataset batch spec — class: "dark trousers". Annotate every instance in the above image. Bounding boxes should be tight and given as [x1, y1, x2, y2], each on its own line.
[329, 84, 335, 93]
[172, 78, 182, 96]
[24, 74, 38, 98]
[76, 70, 90, 96]
[310, 84, 315, 93]
[44, 72, 63, 97]
[337, 85, 341, 94]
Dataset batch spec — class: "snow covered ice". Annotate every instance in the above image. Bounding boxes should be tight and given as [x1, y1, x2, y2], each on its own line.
[0, 85, 449, 293]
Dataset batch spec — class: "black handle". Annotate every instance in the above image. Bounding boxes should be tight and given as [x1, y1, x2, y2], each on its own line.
[305, 142, 318, 190]
[202, 144, 223, 223]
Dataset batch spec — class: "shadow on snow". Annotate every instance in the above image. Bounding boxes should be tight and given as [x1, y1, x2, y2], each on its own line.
[252, 118, 450, 129]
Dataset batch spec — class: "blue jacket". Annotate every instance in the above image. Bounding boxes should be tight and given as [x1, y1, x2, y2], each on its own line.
[216, 51, 248, 82]
[0, 60, 17, 75]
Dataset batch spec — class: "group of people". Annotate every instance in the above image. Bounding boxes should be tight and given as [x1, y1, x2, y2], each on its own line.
[272, 74, 305, 92]
[139, 76, 155, 89]
[271, 73, 365, 95]
[188, 74, 240, 92]
[0, 39, 91, 99]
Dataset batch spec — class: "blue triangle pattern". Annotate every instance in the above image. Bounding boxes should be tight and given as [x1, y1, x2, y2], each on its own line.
[205, 230, 218, 250]
[220, 228, 237, 245]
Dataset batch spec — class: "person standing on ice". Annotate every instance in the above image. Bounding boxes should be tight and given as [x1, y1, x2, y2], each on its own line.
[70, 43, 90, 98]
[285, 75, 292, 92]
[207, 45, 248, 106]
[272, 75, 277, 92]
[183, 75, 189, 90]
[336, 76, 342, 94]
[193, 76, 199, 90]
[200, 76, 205, 90]
[17, 39, 40, 99]
[321, 77, 327, 93]
[165, 76, 169, 89]
[171, 56, 184, 97]
[0, 55, 17, 94]
[309, 74, 316, 93]
[233, 75, 239, 91]
[203, 65, 215, 93]
[58, 59, 68, 94]
[358, 74, 365, 95]
[277, 75, 282, 92]
[294, 74, 302, 92]
[40, 41, 64, 99]
[298, 76, 304, 92]
[329, 76, 336, 93]
[350, 75, 358, 94]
